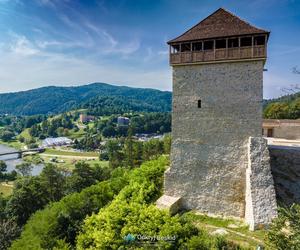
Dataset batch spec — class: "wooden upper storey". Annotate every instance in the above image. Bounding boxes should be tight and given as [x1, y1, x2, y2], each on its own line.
[168, 8, 269, 65]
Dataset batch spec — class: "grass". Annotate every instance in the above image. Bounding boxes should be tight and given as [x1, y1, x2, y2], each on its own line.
[0, 182, 13, 197]
[68, 128, 86, 140]
[87, 122, 95, 129]
[40, 155, 108, 170]
[18, 128, 32, 141]
[43, 148, 99, 157]
[0, 139, 24, 150]
[185, 212, 267, 249]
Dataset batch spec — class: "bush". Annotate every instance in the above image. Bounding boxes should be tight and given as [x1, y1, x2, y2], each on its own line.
[0, 218, 22, 250]
[10, 175, 128, 249]
[76, 156, 242, 249]
[267, 204, 300, 249]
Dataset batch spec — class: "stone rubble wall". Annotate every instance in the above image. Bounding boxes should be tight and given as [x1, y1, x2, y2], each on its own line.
[269, 145, 300, 205]
[245, 137, 278, 230]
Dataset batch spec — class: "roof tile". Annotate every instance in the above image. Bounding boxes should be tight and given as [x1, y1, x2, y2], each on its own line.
[168, 8, 269, 44]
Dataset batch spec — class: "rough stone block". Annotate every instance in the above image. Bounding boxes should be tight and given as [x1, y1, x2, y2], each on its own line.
[245, 137, 278, 231]
[156, 195, 182, 215]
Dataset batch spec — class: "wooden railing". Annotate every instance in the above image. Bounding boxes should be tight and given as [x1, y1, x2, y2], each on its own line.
[170, 45, 266, 65]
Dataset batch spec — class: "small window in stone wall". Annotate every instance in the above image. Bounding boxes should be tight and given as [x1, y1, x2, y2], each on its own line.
[198, 100, 201, 108]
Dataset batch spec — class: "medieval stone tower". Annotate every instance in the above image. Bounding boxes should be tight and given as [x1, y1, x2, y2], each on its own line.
[159, 8, 278, 230]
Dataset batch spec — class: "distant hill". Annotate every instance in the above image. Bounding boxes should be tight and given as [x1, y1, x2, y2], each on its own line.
[263, 91, 300, 108]
[263, 91, 300, 119]
[0, 83, 172, 115]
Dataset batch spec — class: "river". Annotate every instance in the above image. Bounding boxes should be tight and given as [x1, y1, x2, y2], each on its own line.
[0, 144, 44, 176]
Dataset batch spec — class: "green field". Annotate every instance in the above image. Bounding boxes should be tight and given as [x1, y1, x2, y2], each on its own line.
[0, 139, 24, 150]
[0, 182, 13, 197]
[43, 148, 99, 157]
[40, 155, 108, 170]
[68, 128, 86, 140]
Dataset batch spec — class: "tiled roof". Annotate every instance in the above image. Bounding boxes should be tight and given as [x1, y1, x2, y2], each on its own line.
[168, 8, 269, 44]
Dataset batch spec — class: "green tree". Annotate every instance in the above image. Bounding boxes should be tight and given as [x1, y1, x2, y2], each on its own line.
[67, 162, 110, 193]
[107, 139, 124, 168]
[0, 218, 22, 250]
[264, 102, 290, 119]
[0, 161, 7, 180]
[40, 164, 66, 201]
[15, 162, 33, 176]
[0, 130, 14, 142]
[5, 177, 49, 225]
[10, 175, 128, 249]
[18, 136, 25, 143]
[0, 161, 6, 173]
[124, 126, 134, 167]
[289, 99, 300, 119]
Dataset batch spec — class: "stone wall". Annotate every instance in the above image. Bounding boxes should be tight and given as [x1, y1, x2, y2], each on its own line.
[245, 137, 277, 230]
[273, 125, 300, 140]
[164, 60, 264, 218]
[270, 145, 300, 205]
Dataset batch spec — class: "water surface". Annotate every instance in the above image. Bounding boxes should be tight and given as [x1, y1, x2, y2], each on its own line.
[0, 144, 43, 176]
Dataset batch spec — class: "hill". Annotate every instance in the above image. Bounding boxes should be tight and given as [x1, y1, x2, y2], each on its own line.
[263, 91, 300, 108]
[0, 83, 172, 115]
[263, 91, 300, 119]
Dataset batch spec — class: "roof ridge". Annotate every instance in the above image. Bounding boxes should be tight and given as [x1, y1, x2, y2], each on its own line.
[167, 8, 224, 44]
[167, 8, 269, 44]
[220, 7, 270, 34]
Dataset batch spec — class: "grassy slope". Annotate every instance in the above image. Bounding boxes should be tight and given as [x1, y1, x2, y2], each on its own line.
[187, 213, 266, 249]
[0, 182, 13, 197]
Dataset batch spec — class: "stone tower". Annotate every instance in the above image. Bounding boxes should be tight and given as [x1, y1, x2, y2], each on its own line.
[159, 8, 277, 229]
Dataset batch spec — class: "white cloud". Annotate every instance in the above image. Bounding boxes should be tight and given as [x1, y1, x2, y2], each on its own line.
[263, 71, 298, 99]
[0, 33, 171, 93]
[9, 34, 40, 56]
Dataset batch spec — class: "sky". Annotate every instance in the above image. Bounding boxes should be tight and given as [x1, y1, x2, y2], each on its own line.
[0, 0, 299, 99]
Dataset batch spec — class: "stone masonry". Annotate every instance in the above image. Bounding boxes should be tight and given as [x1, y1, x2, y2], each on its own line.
[164, 60, 264, 218]
[245, 137, 278, 230]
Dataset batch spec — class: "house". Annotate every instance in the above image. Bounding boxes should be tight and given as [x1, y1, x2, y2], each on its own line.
[79, 114, 95, 123]
[263, 119, 300, 140]
[117, 116, 130, 126]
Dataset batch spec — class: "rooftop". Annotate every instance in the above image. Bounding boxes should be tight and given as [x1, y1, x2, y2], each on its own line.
[263, 119, 300, 127]
[168, 8, 269, 44]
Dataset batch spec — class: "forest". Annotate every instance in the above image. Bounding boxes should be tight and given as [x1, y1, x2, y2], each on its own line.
[0, 83, 171, 115]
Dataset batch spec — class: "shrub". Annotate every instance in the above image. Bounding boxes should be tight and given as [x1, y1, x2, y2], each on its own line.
[267, 204, 300, 249]
[76, 156, 242, 249]
[10, 176, 128, 249]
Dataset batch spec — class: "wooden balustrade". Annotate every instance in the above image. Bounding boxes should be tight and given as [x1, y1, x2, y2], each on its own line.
[170, 45, 266, 65]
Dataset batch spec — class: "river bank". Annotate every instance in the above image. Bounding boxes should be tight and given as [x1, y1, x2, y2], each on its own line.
[0, 144, 43, 176]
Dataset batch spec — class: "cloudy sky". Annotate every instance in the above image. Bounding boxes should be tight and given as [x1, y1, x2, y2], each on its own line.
[0, 0, 299, 98]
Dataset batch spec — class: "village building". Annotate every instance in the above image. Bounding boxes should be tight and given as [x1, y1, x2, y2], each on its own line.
[42, 137, 73, 147]
[79, 114, 95, 123]
[117, 116, 130, 126]
[263, 119, 300, 140]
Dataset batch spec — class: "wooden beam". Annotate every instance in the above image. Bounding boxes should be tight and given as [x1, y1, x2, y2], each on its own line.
[213, 40, 216, 60]
[251, 36, 254, 57]
[226, 38, 228, 58]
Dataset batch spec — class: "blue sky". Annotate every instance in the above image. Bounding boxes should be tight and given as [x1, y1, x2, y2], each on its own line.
[0, 0, 299, 98]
